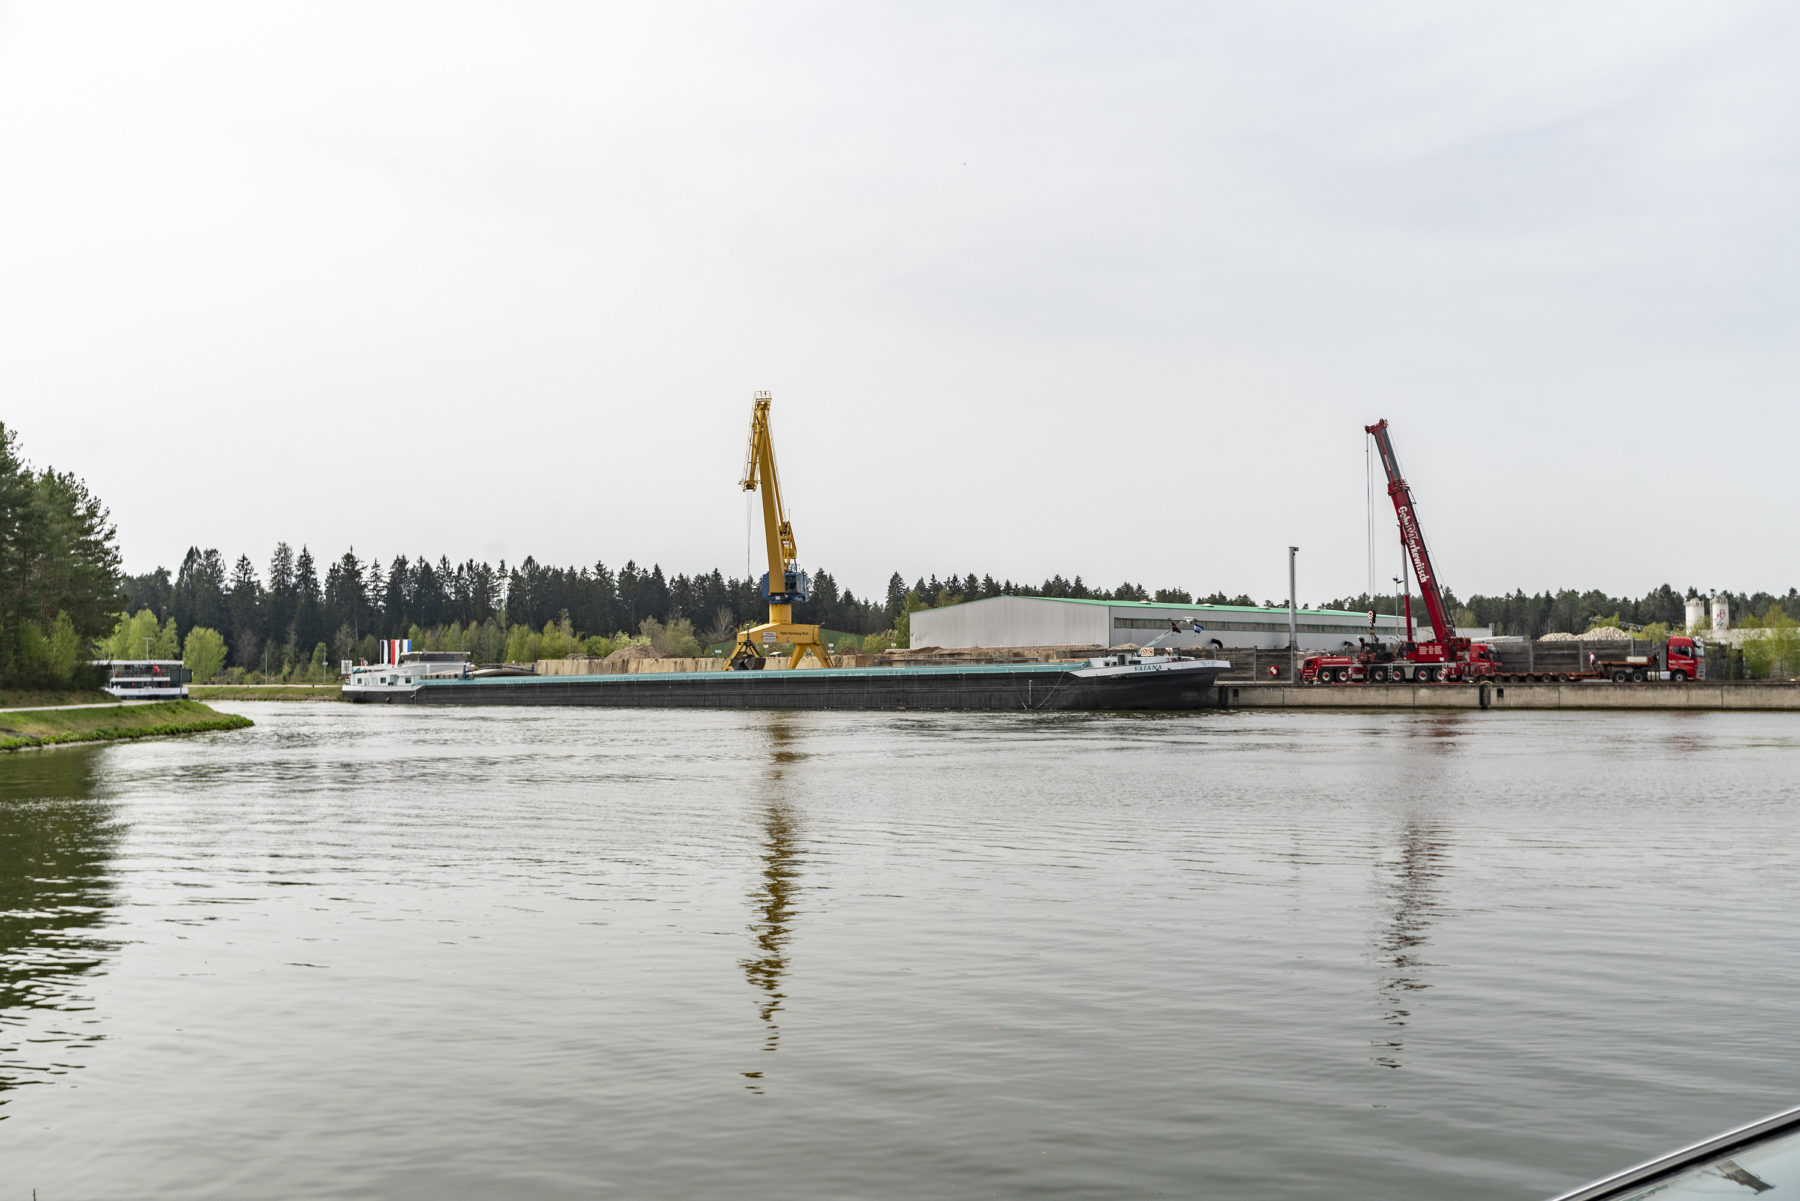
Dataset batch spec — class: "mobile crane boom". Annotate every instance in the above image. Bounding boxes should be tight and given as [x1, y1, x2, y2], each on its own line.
[1364, 418, 1461, 651]
[730, 393, 831, 671]
[1300, 419, 1500, 683]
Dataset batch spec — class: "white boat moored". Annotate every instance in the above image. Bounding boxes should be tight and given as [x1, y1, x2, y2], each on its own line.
[94, 660, 189, 700]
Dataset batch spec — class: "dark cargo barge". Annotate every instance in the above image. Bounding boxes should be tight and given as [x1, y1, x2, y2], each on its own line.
[345, 656, 1230, 711]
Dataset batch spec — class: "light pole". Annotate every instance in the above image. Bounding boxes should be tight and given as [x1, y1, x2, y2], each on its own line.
[1288, 546, 1298, 682]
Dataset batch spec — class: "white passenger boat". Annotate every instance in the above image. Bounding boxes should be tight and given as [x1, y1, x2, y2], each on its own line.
[95, 660, 189, 700]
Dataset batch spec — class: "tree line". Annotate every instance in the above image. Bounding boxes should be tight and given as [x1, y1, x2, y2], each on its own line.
[6, 412, 1789, 687]
[0, 424, 121, 689]
[118, 548, 1266, 679]
[116, 534, 1800, 682]
[1320, 582, 1800, 640]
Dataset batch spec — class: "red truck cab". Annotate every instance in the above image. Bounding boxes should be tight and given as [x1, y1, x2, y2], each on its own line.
[1664, 636, 1704, 681]
[1648, 633, 1706, 680]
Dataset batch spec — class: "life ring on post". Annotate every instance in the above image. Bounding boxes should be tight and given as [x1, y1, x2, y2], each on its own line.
[1267, 665, 1279, 678]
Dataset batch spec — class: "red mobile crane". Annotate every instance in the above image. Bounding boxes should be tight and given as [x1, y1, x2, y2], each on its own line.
[1303, 419, 1706, 686]
[1300, 420, 1501, 684]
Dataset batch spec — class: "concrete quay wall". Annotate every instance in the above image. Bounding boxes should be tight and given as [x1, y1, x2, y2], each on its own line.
[1219, 682, 1800, 711]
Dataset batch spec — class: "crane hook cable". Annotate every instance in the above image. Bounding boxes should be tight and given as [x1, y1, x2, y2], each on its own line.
[1366, 433, 1375, 611]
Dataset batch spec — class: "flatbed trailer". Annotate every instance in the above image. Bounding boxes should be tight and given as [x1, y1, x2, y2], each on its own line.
[1483, 638, 1706, 684]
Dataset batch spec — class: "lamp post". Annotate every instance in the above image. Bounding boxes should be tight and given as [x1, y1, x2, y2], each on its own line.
[1288, 546, 1298, 682]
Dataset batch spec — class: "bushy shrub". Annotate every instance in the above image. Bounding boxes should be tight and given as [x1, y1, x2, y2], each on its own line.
[640, 617, 700, 658]
[183, 627, 228, 682]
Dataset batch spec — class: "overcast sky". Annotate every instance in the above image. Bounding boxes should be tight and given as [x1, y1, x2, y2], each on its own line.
[4, 2, 1795, 606]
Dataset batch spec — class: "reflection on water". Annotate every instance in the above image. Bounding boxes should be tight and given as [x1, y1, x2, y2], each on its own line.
[1371, 819, 1449, 1069]
[741, 721, 803, 1093]
[0, 749, 122, 1116]
[4, 706, 1798, 1201]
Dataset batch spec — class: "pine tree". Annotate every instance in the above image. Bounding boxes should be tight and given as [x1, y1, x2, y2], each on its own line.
[227, 555, 263, 668]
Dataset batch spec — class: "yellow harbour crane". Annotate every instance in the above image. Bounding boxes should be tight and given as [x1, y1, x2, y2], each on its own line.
[729, 392, 831, 671]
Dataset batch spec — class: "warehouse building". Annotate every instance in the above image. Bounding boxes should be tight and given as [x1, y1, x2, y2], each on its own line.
[909, 595, 1421, 652]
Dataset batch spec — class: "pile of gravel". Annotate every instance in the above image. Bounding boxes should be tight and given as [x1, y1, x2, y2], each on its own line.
[1541, 627, 1635, 642]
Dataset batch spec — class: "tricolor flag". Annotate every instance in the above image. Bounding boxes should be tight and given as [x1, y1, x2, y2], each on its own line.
[382, 638, 411, 664]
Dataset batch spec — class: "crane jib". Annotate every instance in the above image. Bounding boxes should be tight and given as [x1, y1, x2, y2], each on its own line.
[1395, 502, 1431, 587]
[1367, 418, 1457, 646]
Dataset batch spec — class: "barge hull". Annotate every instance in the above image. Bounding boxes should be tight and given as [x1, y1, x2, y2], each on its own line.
[348, 664, 1223, 711]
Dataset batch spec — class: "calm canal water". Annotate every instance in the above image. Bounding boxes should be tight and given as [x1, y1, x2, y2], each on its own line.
[3, 704, 1797, 1198]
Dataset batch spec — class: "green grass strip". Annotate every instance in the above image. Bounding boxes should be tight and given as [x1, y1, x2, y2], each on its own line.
[0, 700, 253, 752]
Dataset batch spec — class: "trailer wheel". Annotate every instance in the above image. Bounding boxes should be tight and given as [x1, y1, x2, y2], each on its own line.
[1631, 669, 1646, 682]
[1611, 670, 1627, 683]
[1671, 670, 1687, 682]
[1555, 673, 1569, 683]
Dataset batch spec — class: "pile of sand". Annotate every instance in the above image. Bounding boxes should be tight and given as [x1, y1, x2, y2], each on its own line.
[604, 644, 662, 662]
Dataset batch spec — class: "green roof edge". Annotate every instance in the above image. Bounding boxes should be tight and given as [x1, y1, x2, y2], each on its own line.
[922, 594, 1400, 620]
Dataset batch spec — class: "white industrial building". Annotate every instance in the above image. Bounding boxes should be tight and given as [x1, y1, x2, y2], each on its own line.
[910, 595, 1424, 652]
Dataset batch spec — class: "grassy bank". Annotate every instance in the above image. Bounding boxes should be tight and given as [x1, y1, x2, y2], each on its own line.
[189, 684, 341, 702]
[0, 687, 118, 709]
[0, 700, 253, 752]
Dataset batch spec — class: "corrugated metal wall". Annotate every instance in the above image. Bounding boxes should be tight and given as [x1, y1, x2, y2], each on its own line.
[912, 596, 1418, 651]
[1110, 606, 1413, 650]
[911, 596, 1110, 648]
